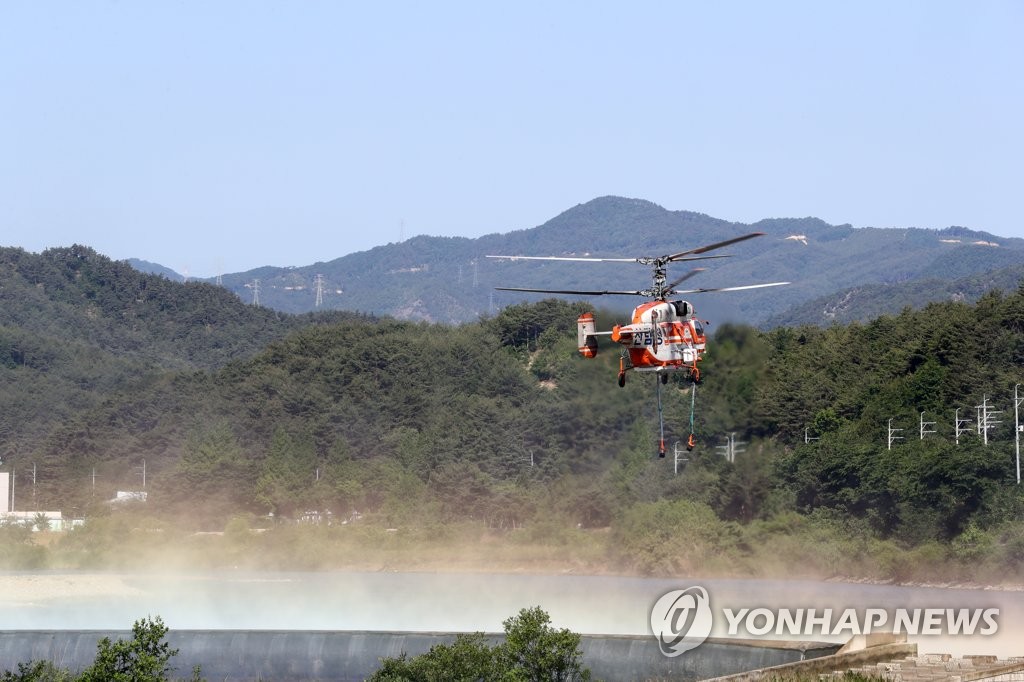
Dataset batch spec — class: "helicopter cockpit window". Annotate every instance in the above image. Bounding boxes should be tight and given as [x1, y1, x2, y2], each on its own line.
[672, 301, 689, 317]
[693, 319, 705, 336]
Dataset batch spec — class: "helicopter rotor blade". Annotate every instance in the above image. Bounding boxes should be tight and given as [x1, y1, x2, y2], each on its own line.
[486, 255, 637, 263]
[487, 253, 732, 264]
[666, 232, 766, 262]
[672, 281, 790, 295]
[666, 267, 707, 291]
[495, 286, 645, 296]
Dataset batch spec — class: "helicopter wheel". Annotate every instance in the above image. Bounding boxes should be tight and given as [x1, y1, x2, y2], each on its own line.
[617, 372, 626, 388]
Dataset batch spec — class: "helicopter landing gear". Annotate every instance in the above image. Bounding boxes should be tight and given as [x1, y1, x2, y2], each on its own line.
[660, 373, 668, 385]
[689, 365, 701, 383]
[687, 433, 696, 451]
[617, 355, 627, 387]
[618, 372, 626, 388]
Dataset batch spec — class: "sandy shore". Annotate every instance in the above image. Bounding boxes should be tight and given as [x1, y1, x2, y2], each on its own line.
[0, 574, 145, 606]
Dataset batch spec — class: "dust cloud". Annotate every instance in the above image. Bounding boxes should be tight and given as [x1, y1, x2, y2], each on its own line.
[2, 571, 1022, 659]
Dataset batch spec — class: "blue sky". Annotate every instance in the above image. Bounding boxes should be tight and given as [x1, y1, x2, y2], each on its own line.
[2, 2, 1021, 277]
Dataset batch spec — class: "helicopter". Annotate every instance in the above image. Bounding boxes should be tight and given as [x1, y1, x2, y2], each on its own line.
[487, 232, 788, 455]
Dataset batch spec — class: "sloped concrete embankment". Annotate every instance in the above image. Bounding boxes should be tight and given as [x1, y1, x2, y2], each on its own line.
[0, 631, 839, 681]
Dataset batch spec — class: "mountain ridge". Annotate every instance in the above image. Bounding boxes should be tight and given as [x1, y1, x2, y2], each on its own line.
[148, 196, 1023, 326]
[0, 197, 1002, 326]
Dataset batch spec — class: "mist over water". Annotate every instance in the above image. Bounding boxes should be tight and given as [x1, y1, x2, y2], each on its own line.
[2, 572, 1022, 658]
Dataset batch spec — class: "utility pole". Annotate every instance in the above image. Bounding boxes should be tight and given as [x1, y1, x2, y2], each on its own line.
[919, 412, 937, 440]
[716, 433, 746, 463]
[673, 442, 689, 475]
[804, 428, 820, 444]
[1015, 384, 1022, 485]
[976, 395, 1002, 446]
[887, 419, 904, 450]
[954, 408, 972, 446]
[32, 462, 36, 511]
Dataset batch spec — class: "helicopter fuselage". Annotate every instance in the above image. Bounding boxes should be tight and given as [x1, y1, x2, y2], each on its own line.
[577, 301, 706, 377]
[614, 300, 705, 372]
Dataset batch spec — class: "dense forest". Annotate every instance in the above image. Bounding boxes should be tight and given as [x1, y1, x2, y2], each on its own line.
[2, 246, 1024, 582]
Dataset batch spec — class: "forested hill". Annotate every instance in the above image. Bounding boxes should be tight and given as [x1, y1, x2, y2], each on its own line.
[0, 245, 361, 371]
[7, 280, 1024, 578]
[0, 245, 364, 461]
[4, 242, 1024, 578]
[765, 263, 1024, 327]
[181, 196, 1024, 325]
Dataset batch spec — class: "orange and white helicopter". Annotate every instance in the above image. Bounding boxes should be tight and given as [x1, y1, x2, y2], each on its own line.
[488, 232, 788, 454]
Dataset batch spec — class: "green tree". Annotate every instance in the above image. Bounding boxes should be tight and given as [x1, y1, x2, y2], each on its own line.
[78, 616, 195, 682]
[368, 633, 498, 682]
[368, 607, 590, 682]
[2, 617, 201, 682]
[0, 661, 73, 682]
[497, 606, 591, 682]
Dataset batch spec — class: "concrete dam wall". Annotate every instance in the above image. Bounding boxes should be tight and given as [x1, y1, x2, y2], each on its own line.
[0, 630, 839, 681]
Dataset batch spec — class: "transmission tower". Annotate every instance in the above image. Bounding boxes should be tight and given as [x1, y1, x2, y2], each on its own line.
[249, 279, 261, 306]
[314, 274, 325, 307]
